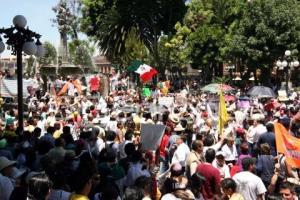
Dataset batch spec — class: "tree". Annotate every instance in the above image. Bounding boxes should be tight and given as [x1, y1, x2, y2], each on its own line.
[115, 28, 149, 68]
[25, 56, 35, 77]
[226, 0, 300, 85]
[68, 39, 95, 71]
[80, 0, 187, 72]
[38, 41, 57, 66]
[161, 22, 191, 72]
[179, 0, 243, 82]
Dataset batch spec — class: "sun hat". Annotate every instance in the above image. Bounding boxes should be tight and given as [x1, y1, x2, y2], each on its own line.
[174, 124, 185, 132]
[169, 114, 180, 124]
[0, 156, 16, 171]
[110, 112, 117, 119]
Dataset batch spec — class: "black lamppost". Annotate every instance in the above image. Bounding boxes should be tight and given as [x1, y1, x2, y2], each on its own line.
[276, 50, 299, 95]
[0, 15, 45, 135]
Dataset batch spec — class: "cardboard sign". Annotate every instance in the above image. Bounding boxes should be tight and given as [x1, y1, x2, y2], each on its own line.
[175, 94, 187, 106]
[141, 124, 166, 151]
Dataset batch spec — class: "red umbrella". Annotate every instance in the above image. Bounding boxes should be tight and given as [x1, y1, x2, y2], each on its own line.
[264, 100, 281, 111]
[225, 95, 236, 102]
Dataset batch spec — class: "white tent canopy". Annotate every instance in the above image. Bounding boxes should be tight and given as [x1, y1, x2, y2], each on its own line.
[0, 78, 35, 98]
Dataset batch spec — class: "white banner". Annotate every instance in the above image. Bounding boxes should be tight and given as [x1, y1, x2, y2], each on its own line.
[158, 96, 174, 108]
[0, 79, 34, 97]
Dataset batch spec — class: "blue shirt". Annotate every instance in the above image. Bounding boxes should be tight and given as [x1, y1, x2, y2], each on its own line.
[40, 133, 55, 148]
[257, 132, 276, 156]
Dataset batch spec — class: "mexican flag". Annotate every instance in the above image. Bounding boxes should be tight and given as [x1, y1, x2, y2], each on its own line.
[127, 60, 158, 82]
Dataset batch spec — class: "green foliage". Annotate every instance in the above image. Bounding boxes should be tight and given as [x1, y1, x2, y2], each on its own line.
[213, 76, 230, 84]
[183, 0, 243, 81]
[52, 0, 82, 39]
[116, 28, 149, 67]
[38, 41, 57, 66]
[226, 0, 300, 70]
[161, 22, 191, 69]
[79, 0, 300, 82]
[68, 39, 95, 69]
[80, 0, 187, 70]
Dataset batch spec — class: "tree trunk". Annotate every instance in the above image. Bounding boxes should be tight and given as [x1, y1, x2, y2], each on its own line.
[260, 66, 271, 86]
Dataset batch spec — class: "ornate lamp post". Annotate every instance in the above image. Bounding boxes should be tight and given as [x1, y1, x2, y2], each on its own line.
[276, 50, 299, 94]
[0, 15, 45, 134]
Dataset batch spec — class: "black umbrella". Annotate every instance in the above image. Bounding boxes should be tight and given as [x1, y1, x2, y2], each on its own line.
[247, 86, 276, 98]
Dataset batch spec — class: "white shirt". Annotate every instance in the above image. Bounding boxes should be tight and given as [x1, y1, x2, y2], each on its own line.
[0, 174, 14, 200]
[37, 119, 47, 136]
[105, 120, 118, 132]
[172, 142, 190, 166]
[234, 110, 246, 126]
[67, 83, 75, 96]
[203, 142, 222, 155]
[93, 137, 105, 156]
[212, 160, 230, 178]
[253, 124, 267, 143]
[221, 144, 238, 161]
[247, 125, 256, 144]
[161, 193, 181, 200]
[119, 140, 132, 159]
[233, 171, 266, 200]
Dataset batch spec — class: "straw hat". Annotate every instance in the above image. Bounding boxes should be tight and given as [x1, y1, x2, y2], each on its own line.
[110, 112, 117, 119]
[169, 114, 180, 124]
[174, 124, 185, 132]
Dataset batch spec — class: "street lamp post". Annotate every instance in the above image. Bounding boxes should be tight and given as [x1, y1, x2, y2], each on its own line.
[0, 15, 44, 135]
[276, 50, 299, 95]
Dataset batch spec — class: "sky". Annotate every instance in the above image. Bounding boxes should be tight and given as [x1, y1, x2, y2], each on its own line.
[0, 0, 80, 57]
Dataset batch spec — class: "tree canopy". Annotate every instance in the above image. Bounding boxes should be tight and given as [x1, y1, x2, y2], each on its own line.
[79, 0, 300, 83]
[38, 41, 57, 66]
[80, 0, 187, 70]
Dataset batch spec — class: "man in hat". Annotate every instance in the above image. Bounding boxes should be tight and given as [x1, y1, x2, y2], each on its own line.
[221, 136, 238, 165]
[0, 156, 16, 200]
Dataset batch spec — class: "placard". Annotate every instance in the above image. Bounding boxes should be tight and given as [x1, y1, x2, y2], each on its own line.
[141, 124, 166, 151]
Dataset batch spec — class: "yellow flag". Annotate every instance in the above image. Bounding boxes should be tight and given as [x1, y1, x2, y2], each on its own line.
[218, 88, 228, 135]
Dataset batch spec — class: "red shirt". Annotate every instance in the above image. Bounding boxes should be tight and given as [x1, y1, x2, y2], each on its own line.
[90, 76, 100, 91]
[196, 163, 221, 199]
[159, 134, 170, 158]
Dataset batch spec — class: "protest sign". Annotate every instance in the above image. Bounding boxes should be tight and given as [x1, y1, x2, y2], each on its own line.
[175, 94, 187, 106]
[141, 124, 166, 151]
[237, 100, 250, 109]
[158, 97, 174, 108]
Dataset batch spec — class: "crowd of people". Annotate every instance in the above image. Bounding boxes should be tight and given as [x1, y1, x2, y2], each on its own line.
[0, 73, 300, 200]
